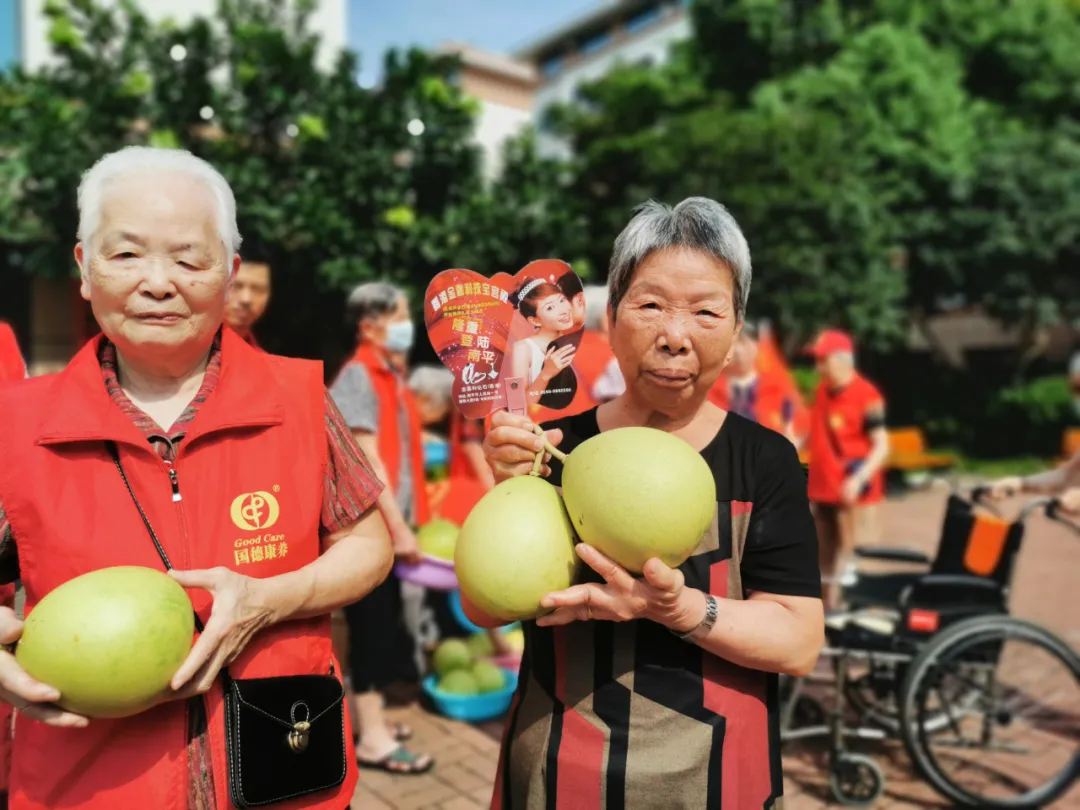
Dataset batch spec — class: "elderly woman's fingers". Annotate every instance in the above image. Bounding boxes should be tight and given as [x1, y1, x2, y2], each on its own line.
[14, 701, 89, 728]
[170, 621, 222, 691]
[535, 605, 589, 627]
[489, 410, 535, 433]
[575, 544, 633, 588]
[539, 582, 613, 612]
[0, 650, 61, 707]
[0, 607, 22, 646]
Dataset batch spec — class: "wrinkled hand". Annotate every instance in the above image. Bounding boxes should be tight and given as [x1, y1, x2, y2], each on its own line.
[0, 607, 88, 727]
[482, 410, 563, 482]
[391, 523, 423, 565]
[840, 476, 864, 506]
[1057, 487, 1080, 515]
[536, 544, 703, 633]
[987, 476, 1024, 500]
[167, 568, 275, 698]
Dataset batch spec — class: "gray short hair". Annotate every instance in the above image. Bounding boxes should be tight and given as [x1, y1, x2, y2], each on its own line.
[608, 197, 752, 322]
[77, 146, 241, 255]
[582, 285, 609, 331]
[347, 282, 405, 323]
[408, 365, 455, 406]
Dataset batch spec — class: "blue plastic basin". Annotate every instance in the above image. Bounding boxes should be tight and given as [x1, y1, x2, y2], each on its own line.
[422, 668, 519, 723]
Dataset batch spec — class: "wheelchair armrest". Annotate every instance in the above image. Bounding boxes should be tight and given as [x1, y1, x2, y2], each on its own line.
[899, 573, 1004, 611]
[853, 547, 931, 565]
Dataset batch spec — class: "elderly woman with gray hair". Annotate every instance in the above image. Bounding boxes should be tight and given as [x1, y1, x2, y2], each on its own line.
[476, 198, 824, 809]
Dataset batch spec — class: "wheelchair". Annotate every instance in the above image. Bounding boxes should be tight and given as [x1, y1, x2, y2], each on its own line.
[780, 487, 1080, 808]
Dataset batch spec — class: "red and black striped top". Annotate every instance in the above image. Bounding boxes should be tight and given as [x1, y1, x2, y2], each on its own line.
[491, 409, 820, 810]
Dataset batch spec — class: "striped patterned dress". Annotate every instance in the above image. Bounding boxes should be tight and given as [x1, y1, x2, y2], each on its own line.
[490, 409, 821, 810]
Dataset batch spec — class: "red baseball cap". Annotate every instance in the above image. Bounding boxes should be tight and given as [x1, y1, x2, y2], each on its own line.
[806, 328, 854, 359]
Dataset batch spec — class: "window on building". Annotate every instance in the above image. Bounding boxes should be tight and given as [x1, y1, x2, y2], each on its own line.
[0, 0, 20, 72]
[580, 29, 612, 57]
[625, 6, 664, 35]
[541, 55, 565, 78]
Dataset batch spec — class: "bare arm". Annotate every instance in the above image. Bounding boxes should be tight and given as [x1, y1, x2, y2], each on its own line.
[1022, 449, 1080, 494]
[352, 430, 414, 538]
[856, 425, 890, 484]
[674, 589, 824, 676]
[257, 505, 394, 623]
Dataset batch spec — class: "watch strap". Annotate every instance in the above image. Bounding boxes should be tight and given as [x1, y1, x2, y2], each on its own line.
[672, 593, 718, 641]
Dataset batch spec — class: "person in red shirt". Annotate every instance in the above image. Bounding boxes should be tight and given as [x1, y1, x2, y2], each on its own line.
[805, 329, 890, 609]
[223, 260, 271, 350]
[0, 323, 24, 809]
[0, 323, 27, 384]
[708, 323, 807, 447]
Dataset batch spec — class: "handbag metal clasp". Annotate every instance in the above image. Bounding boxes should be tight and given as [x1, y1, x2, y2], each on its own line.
[287, 702, 312, 753]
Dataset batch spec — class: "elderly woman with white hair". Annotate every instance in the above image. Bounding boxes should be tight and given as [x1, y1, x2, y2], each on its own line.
[0, 146, 393, 810]
[476, 198, 824, 809]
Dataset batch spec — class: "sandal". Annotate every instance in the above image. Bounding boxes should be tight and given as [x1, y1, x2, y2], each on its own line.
[357, 745, 434, 775]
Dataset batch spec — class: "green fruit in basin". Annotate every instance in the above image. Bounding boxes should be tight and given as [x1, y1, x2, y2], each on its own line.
[560, 427, 716, 573]
[432, 639, 473, 676]
[16, 566, 195, 719]
[439, 670, 479, 696]
[466, 632, 494, 659]
[455, 476, 580, 622]
[417, 518, 460, 561]
[471, 661, 508, 693]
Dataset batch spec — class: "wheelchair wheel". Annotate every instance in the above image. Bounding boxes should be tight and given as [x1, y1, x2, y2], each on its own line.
[900, 615, 1080, 809]
[828, 753, 885, 807]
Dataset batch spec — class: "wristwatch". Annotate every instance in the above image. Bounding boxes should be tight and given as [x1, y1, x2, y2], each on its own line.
[671, 593, 718, 642]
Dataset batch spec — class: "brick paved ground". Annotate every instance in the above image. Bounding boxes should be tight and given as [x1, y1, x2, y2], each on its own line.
[355, 486, 1080, 809]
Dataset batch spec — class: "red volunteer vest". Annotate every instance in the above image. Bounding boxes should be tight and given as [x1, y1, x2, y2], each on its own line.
[0, 330, 356, 810]
[342, 344, 430, 525]
[0, 322, 26, 383]
[806, 375, 885, 506]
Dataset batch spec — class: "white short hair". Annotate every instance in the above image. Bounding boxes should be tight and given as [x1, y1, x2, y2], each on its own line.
[77, 146, 242, 255]
[408, 365, 455, 406]
[608, 197, 751, 323]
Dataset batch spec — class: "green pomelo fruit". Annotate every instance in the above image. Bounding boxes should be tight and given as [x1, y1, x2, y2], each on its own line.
[439, 670, 479, 696]
[417, 518, 459, 561]
[16, 566, 195, 719]
[454, 476, 580, 622]
[466, 632, 494, 658]
[471, 660, 508, 693]
[432, 639, 473, 675]
[561, 427, 716, 573]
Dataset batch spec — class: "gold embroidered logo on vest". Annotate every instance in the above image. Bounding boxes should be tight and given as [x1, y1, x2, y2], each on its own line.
[230, 490, 281, 531]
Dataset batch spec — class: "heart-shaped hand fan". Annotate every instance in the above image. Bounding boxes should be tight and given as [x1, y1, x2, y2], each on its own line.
[423, 260, 587, 419]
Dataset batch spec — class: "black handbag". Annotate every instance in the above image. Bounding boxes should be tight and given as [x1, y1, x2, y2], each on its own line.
[106, 442, 348, 808]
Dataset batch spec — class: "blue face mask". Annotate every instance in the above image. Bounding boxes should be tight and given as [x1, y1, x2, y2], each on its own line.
[384, 320, 415, 353]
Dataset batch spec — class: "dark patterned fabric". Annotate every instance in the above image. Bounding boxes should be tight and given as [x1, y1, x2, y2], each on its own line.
[493, 409, 819, 810]
[0, 331, 384, 810]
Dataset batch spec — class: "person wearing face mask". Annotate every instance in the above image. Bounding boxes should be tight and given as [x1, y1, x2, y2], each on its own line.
[328, 282, 434, 776]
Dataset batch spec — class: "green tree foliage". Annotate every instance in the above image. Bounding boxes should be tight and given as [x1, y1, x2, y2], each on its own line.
[0, 0, 583, 359]
[548, 0, 1080, 350]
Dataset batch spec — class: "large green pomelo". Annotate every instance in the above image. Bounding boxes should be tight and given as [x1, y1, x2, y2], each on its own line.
[561, 427, 716, 573]
[471, 660, 508, 693]
[439, 670, 479, 696]
[466, 632, 494, 659]
[417, 518, 460, 561]
[432, 639, 473, 676]
[454, 475, 579, 622]
[16, 566, 195, 719]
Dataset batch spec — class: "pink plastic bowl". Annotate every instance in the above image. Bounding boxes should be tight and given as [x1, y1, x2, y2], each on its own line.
[394, 555, 459, 591]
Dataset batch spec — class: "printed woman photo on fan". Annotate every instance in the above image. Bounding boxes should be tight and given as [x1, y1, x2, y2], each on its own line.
[506, 274, 582, 408]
